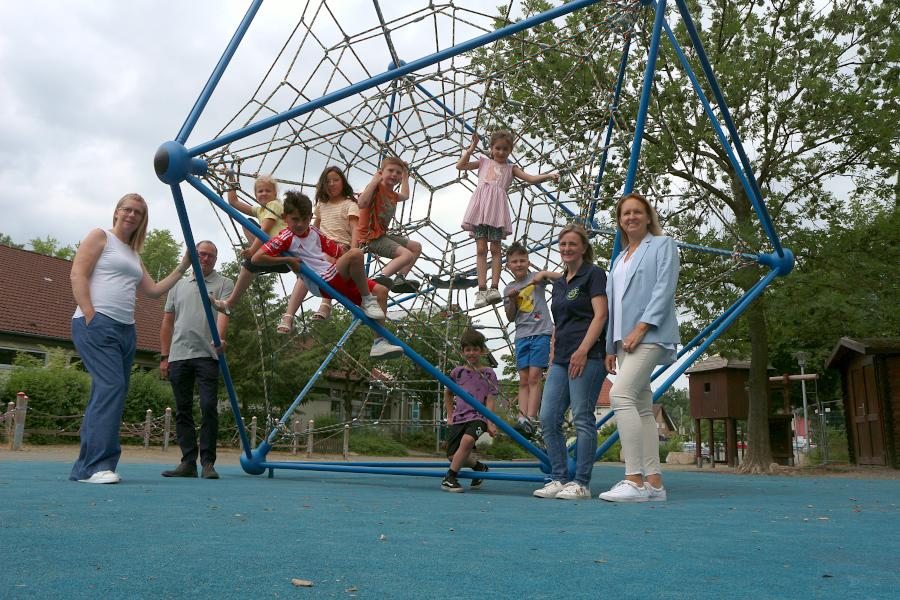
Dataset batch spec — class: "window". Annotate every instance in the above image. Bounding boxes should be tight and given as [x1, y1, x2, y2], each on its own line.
[704, 382, 711, 393]
[0, 347, 47, 368]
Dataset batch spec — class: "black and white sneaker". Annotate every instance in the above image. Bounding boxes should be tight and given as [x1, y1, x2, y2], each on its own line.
[373, 275, 394, 289]
[392, 274, 420, 293]
[441, 475, 464, 493]
[513, 418, 536, 439]
[470, 463, 489, 489]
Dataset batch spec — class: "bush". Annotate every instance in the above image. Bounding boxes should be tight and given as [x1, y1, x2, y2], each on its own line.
[124, 369, 174, 423]
[403, 428, 437, 452]
[659, 435, 684, 463]
[480, 434, 531, 460]
[349, 432, 409, 456]
[596, 424, 621, 462]
[3, 360, 91, 439]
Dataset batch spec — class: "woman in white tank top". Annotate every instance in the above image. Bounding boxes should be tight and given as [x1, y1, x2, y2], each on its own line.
[68, 193, 189, 484]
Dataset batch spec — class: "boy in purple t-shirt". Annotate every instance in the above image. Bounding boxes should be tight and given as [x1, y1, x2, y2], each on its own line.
[441, 328, 498, 492]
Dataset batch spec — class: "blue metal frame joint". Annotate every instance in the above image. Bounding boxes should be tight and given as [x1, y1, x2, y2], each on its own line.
[241, 441, 271, 475]
[154, 140, 208, 185]
[758, 248, 794, 276]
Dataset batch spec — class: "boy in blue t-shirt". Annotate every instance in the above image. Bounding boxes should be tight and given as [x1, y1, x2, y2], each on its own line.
[503, 242, 553, 438]
[441, 328, 498, 492]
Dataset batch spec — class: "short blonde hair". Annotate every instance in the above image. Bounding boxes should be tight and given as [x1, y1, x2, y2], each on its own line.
[254, 174, 279, 198]
[113, 193, 149, 253]
[615, 192, 663, 237]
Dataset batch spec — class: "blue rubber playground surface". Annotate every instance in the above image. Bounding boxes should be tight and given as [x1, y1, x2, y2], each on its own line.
[1, 460, 898, 599]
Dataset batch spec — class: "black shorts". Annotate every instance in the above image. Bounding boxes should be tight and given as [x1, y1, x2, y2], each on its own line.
[446, 420, 487, 458]
[241, 257, 291, 275]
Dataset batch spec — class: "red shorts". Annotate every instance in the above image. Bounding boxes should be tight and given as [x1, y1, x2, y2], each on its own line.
[321, 273, 376, 306]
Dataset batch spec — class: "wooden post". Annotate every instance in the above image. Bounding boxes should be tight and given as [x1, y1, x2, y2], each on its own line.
[5, 401, 14, 448]
[709, 418, 716, 469]
[694, 418, 702, 467]
[12, 392, 29, 451]
[162, 407, 172, 452]
[343, 424, 350, 461]
[306, 419, 315, 458]
[291, 417, 301, 455]
[725, 417, 737, 467]
[143, 409, 153, 448]
[250, 416, 258, 450]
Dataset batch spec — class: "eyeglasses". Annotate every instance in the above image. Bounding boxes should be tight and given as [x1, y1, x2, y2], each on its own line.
[118, 206, 144, 216]
[197, 251, 217, 259]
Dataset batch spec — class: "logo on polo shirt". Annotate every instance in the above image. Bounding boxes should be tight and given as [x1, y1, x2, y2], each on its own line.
[566, 287, 580, 300]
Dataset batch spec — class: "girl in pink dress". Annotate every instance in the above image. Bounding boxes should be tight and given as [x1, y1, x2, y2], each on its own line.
[457, 130, 558, 308]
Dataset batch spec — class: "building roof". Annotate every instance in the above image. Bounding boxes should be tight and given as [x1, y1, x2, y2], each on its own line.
[0, 244, 164, 353]
[685, 355, 754, 374]
[826, 337, 900, 370]
[596, 377, 613, 407]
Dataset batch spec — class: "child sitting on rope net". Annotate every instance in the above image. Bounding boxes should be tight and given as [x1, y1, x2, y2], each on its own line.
[441, 327, 497, 493]
[252, 191, 404, 360]
[357, 156, 422, 294]
[210, 173, 289, 315]
[503, 241, 552, 439]
[456, 130, 559, 308]
[277, 166, 360, 333]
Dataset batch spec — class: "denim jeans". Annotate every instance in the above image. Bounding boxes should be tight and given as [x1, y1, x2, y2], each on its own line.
[168, 358, 221, 466]
[539, 358, 605, 486]
[69, 314, 136, 481]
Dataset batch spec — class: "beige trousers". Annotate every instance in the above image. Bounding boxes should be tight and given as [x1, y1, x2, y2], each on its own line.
[610, 343, 668, 477]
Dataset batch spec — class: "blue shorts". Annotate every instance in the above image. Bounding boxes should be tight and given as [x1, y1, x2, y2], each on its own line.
[515, 334, 551, 370]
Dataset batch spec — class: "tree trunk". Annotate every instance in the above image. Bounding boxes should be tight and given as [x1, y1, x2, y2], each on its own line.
[738, 297, 775, 472]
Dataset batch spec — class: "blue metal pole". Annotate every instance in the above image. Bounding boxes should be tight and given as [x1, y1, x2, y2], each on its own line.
[176, 0, 264, 144]
[185, 176, 550, 467]
[670, 0, 782, 256]
[187, 0, 606, 157]
[256, 460, 546, 482]
[266, 320, 362, 444]
[595, 268, 779, 459]
[611, 0, 666, 264]
[294, 460, 543, 469]
[168, 183, 253, 457]
[588, 36, 633, 224]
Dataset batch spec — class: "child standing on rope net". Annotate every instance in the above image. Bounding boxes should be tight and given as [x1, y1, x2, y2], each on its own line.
[503, 241, 552, 439]
[456, 131, 559, 308]
[252, 191, 404, 360]
[210, 173, 290, 315]
[441, 327, 497, 493]
[277, 166, 359, 333]
[357, 156, 422, 294]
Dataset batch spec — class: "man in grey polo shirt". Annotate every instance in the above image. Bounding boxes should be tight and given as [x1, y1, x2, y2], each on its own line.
[160, 241, 234, 479]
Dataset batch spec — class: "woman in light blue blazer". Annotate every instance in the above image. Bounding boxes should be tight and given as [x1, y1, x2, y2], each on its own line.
[599, 192, 679, 503]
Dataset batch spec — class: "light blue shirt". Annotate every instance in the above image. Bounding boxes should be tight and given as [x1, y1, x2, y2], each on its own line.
[605, 233, 680, 364]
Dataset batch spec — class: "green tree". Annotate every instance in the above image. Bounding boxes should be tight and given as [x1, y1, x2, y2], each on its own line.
[0, 233, 23, 248]
[29, 235, 76, 260]
[470, 0, 898, 471]
[141, 229, 182, 280]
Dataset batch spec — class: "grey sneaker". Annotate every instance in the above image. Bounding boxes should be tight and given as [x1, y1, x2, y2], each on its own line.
[369, 338, 404, 360]
[533, 480, 566, 498]
[373, 275, 394, 289]
[392, 274, 420, 293]
[474, 289, 488, 309]
[485, 288, 502, 304]
[361, 295, 386, 320]
[556, 481, 590, 500]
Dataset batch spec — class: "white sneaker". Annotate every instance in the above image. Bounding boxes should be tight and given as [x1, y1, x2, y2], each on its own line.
[533, 480, 567, 498]
[598, 480, 650, 503]
[474, 289, 488, 309]
[485, 288, 502, 305]
[645, 481, 667, 501]
[556, 481, 590, 500]
[361, 295, 386, 320]
[77, 470, 121, 484]
[369, 338, 404, 360]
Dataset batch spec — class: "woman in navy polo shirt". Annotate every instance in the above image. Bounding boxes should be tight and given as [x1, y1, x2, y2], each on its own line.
[531, 224, 608, 500]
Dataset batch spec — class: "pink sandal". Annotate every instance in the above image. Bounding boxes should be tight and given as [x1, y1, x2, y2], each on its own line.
[312, 303, 332, 321]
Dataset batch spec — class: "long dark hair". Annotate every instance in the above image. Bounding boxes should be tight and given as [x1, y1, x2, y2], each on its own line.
[315, 166, 354, 204]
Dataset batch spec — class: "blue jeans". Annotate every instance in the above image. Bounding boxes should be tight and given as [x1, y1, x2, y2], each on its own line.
[69, 314, 136, 481]
[539, 359, 605, 486]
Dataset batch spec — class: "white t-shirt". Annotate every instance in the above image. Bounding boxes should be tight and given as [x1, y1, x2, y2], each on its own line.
[260, 225, 342, 296]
